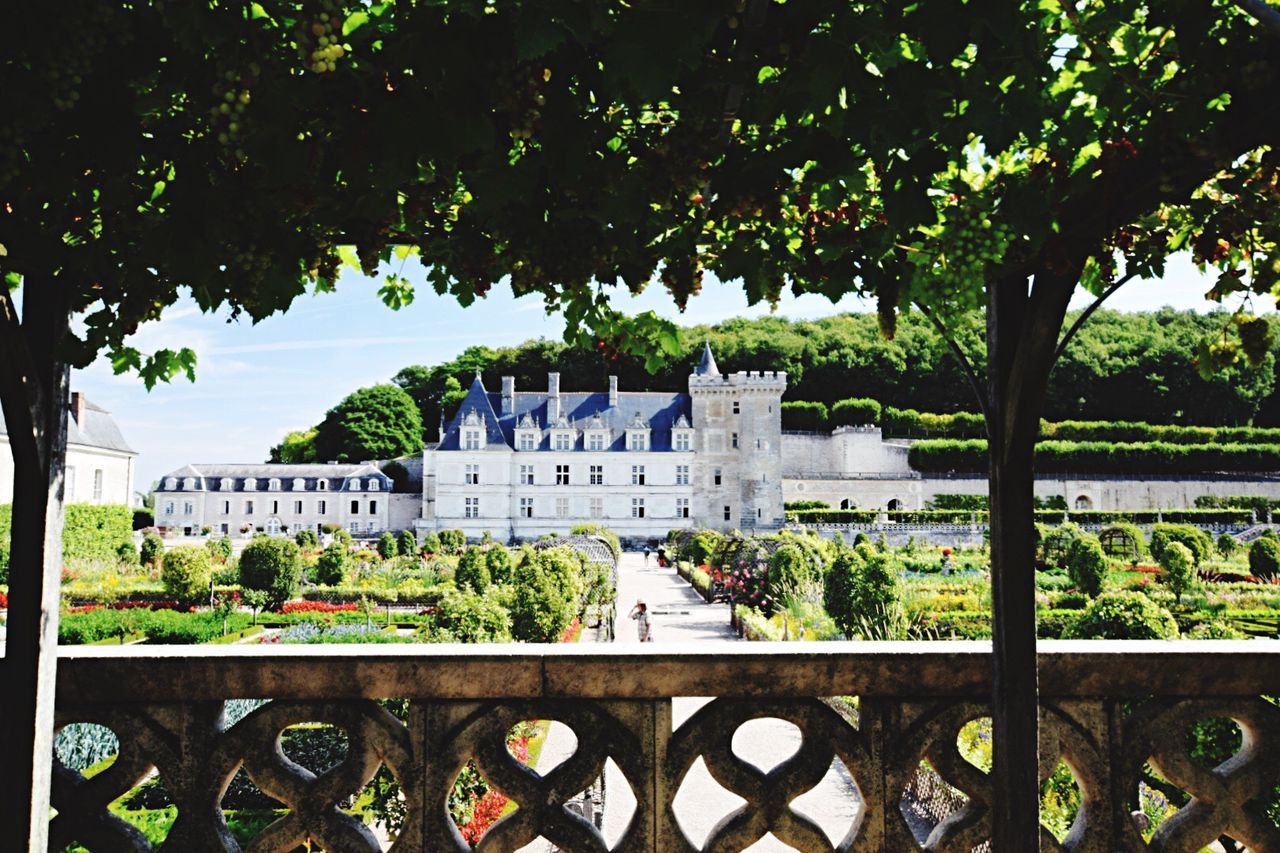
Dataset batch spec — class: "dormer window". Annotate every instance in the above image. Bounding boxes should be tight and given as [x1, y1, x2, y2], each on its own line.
[672, 414, 694, 452]
[292, 478, 306, 491]
[369, 479, 380, 491]
[164, 477, 177, 490]
[244, 479, 257, 491]
[550, 417, 576, 451]
[515, 412, 539, 452]
[317, 480, 328, 491]
[220, 478, 234, 491]
[463, 429, 482, 450]
[625, 413, 650, 452]
[183, 477, 197, 490]
[349, 478, 363, 491]
[268, 478, 281, 491]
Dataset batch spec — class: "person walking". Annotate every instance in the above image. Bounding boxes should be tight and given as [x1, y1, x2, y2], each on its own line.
[628, 599, 653, 642]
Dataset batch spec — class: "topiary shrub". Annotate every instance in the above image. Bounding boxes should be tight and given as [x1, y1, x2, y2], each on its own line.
[1066, 534, 1108, 598]
[823, 549, 865, 639]
[1149, 523, 1212, 566]
[509, 550, 576, 642]
[1098, 523, 1145, 563]
[684, 530, 721, 566]
[377, 531, 398, 560]
[116, 541, 140, 567]
[455, 546, 491, 592]
[161, 545, 213, 604]
[238, 537, 302, 610]
[398, 529, 417, 557]
[421, 532, 442, 555]
[1064, 591, 1179, 639]
[830, 397, 882, 427]
[1248, 537, 1280, 580]
[314, 541, 349, 586]
[438, 529, 466, 555]
[1158, 541, 1197, 605]
[1216, 533, 1238, 559]
[485, 546, 514, 585]
[140, 533, 164, 569]
[781, 400, 829, 431]
[1186, 621, 1249, 640]
[206, 535, 233, 563]
[295, 528, 319, 549]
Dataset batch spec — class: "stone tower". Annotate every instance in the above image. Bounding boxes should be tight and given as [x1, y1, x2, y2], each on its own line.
[688, 342, 787, 531]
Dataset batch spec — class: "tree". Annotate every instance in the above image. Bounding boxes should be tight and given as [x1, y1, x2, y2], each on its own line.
[295, 528, 319, 550]
[238, 538, 302, 611]
[455, 546, 491, 593]
[377, 531, 398, 561]
[1248, 537, 1280, 581]
[397, 529, 418, 558]
[1158, 541, 1197, 606]
[313, 541, 349, 587]
[1066, 535, 1108, 599]
[268, 429, 318, 464]
[160, 546, 213, 605]
[313, 385, 424, 463]
[206, 535, 234, 564]
[822, 549, 865, 640]
[139, 534, 164, 569]
[485, 546, 514, 586]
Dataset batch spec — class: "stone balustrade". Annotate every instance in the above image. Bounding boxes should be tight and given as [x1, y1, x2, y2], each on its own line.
[51, 641, 1280, 851]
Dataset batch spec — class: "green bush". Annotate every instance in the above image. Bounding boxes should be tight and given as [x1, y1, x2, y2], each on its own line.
[909, 438, 1280, 475]
[295, 528, 319, 549]
[1066, 535, 1107, 598]
[421, 532, 442, 554]
[63, 504, 136, 564]
[116, 541, 140, 567]
[377, 531, 398, 560]
[1098, 523, 1145, 563]
[237, 537, 302, 610]
[206, 535, 233, 563]
[1149, 524, 1212, 566]
[781, 400, 829, 431]
[132, 507, 154, 530]
[509, 550, 577, 642]
[882, 407, 986, 438]
[822, 549, 864, 638]
[139, 533, 164, 569]
[1216, 533, 1238, 558]
[1041, 523, 1083, 567]
[160, 546, 214, 603]
[784, 500, 831, 511]
[1158, 541, 1197, 605]
[485, 546, 514, 585]
[438, 529, 466, 555]
[418, 588, 511, 643]
[313, 541, 349, 586]
[397, 529, 417, 557]
[685, 530, 721, 566]
[736, 605, 783, 641]
[1186, 621, 1249, 639]
[1248, 537, 1280, 580]
[1064, 592, 1179, 640]
[690, 567, 711, 598]
[768, 545, 811, 601]
[455, 546, 491, 592]
[830, 397, 881, 427]
[928, 494, 989, 511]
[142, 610, 251, 644]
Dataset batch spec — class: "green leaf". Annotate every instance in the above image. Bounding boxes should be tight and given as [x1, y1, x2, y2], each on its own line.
[343, 11, 369, 36]
[337, 245, 361, 271]
[150, 180, 166, 202]
[378, 274, 416, 310]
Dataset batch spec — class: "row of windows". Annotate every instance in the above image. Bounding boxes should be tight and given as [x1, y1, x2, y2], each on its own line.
[472, 464, 695, 487]
[65, 467, 105, 502]
[164, 499, 380, 516]
[201, 520, 383, 536]
[469, 429, 695, 452]
[464, 497, 695, 520]
[162, 476, 379, 492]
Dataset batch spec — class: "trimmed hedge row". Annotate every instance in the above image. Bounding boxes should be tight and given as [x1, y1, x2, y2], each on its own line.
[0, 503, 135, 582]
[786, 508, 1254, 525]
[908, 439, 1280, 475]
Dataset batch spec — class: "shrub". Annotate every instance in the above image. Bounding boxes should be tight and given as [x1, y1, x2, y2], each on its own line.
[1064, 592, 1179, 640]
[377, 532, 398, 560]
[1149, 524, 1212, 567]
[1216, 533, 1238, 559]
[160, 546, 213, 604]
[1098, 523, 1145, 563]
[421, 532, 442, 555]
[418, 588, 511, 643]
[438, 529, 466, 555]
[780, 400, 829, 431]
[398, 529, 417, 557]
[132, 508, 154, 530]
[313, 542, 350, 586]
[485, 546, 514, 585]
[237, 537, 302, 610]
[1158, 541, 1197, 605]
[63, 504, 136, 564]
[1040, 523, 1083, 567]
[830, 397, 882, 427]
[1066, 535, 1107, 598]
[823, 549, 865, 639]
[909, 438, 1280, 474]
[509, 551, 575, 642]
[206, 535, 234, 563]
[456, 546, 491, 592]
[116, 541, 140, 567]
[768, 545, 811, 601]
[1186, 621, 1249, 639]
[685, 530, 721, 566]
[331, 527, 353, 547]
[1248, 537, 1280, 580]
[295, 528, 319, 549]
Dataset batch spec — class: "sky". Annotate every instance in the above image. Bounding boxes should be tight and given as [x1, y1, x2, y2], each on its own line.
[73, 255, 1269, 492]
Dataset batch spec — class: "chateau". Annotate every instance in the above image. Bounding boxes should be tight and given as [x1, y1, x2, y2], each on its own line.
[423, 343, 787, 539]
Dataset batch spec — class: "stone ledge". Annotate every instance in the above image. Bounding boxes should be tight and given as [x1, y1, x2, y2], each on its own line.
[47, 640, 1280, 703]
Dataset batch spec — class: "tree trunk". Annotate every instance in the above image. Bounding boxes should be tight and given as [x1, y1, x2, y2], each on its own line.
[0, 281, 71, 851]
[985, 269, 1076, 851]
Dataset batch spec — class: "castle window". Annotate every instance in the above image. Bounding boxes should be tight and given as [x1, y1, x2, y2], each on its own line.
[245, 500, 255, 515]
[268, 478, 281, 491]
[464, 497, 479, 518]
[244, 479, 257, 491]
[631, 498, 645, 518]
[465, 464, 480, 485]
[674, 432, 690, 451]
[271, 500, 280, 514]
[164, 477, 177, 491]
[292, 478, 306, 491]
[66, 467, 76, 500]
[631, 465, 646, 486]
[317, 479, 328, 491]
[677, 498, 690, 518]
[588, 432, 605, 451]
[94, 470, 105, 502]
[554, 433, 572, 451]
[628, 432, 648, 451]
[222, 501, 230, 515]
[556, 464, 570, 485]
[676, 465, 689, 485]
[182, 501, 193, 517]
[349, 479, 362, 491]
[463, 429, 482, 450]
[713, 468, 722, 486]
[183, 477, 196, 491]
[1074, 495, 1093, 510]
[724, 505, 732, 522]
[520, 465, 535, 485]
[318, 500, 327, 515]
[519, 433, 537, 451]
[369, 500, 377, 514]
[220, 478, 234, 491]
[164, 501, 174, 516]
[294, 500, 303, 514]
[520, 497, 534, 518]
[589, 497, 604, 518]
[589, 465, 604, 486]
[556, 497, 570, 518]
[731, 433, 739, 449]
[368, 480, 380, 491]
[350, 499, 359, 513]
[733, 400, 740, 414]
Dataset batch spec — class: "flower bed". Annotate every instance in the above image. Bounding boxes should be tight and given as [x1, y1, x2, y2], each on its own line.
[279, 600, 360, 614]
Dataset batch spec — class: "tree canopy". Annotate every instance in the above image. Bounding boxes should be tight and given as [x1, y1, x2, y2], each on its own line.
[313, 384, 423, 463]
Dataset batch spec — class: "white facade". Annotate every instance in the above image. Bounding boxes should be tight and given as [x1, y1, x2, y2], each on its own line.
[0, 393, 136, 506]
[152, 463, 392, 537]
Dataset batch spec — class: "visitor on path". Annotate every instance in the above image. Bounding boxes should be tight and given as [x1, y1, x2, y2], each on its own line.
[643, 548, 650, 565]
[628, 599, 653, 642]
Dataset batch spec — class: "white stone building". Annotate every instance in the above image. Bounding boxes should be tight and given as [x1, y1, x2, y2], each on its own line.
[0, 392, 136, 506]
[152, 463, 392, 537]
[422, 344, 788, 540]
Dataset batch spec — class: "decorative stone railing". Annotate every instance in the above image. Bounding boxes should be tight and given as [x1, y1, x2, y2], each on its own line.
[52, 641, 1280, 851]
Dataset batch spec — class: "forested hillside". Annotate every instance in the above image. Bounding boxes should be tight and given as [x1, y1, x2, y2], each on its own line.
[271, 309, 1279, 461]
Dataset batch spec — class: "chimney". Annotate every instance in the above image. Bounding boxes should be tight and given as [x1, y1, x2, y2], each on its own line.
[70, 392, 86, 427]
[501, 376, 515, 416]
[547, 372, 560, 423]
[608, 375, 618, 408]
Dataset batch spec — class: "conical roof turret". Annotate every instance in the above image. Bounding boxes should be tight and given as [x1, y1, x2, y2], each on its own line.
[695, 341, 720, 377]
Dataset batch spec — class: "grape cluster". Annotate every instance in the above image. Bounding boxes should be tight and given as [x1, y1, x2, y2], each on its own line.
[501, 66, 552, 142]
[931, 205, 1013, 298]
[660, 253, 703, 310]
[209, 65, 259, 163]
[1237, 314, 1273, 368]
[295, 2, 350, 74]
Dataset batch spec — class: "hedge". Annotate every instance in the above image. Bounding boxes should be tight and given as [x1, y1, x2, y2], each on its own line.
[909, 439, 1280, 475]
[830, 398, 881, 427]
[786, 508, 1253, 525]
[780, 401, 829, 432]
[1195, 495, 1280, 515]
[882, 407, 986, 439]
[0, 503, 136, 582]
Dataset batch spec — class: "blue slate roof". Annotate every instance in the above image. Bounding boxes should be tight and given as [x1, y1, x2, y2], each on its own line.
[438, 376, 691, 452]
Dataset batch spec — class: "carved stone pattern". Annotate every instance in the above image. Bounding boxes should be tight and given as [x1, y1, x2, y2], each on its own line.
[50, 695, 1280, 851]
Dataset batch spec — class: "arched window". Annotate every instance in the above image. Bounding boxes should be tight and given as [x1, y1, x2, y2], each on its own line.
[1074, 495, 1093, 510]
[317, 480, 328, 491]
[164, 477, 177, 490]
[349, 478, 362, 491]
[244, 479, 257, 491]
[268, 478, 281, 491]
[292, 478, 306, 491]
[220, 478, 233, 491]
[183, 477, 196, 490]
[368, 479, 380, 491]
[265, 518, 282, 535]
[887, 498, 901, 511]
[839, 498, 851, 510]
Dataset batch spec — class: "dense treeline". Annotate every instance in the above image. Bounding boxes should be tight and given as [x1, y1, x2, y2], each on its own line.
[909, 439, 1280, 475]
[881, 409, 1280, 444]
[388, 309, 1279, 437]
